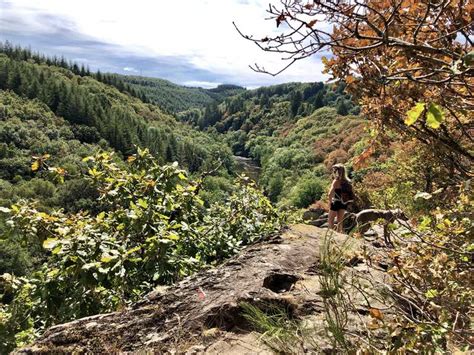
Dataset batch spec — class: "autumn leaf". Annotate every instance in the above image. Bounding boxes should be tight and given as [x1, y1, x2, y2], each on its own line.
[345, 75, 356, 84]
[276, 13, 286, 27]
[31, 160, 40, 172]
[306, 19, 317, 28]
[367, 318, 382, 329]
[196, 287, 206, 300]
[353, 145, 375, 169]
[405, 102, 425, 126]
[426, 103, 444, 129]
[369, 307, 384, 320]
[304, 3, 314, 10]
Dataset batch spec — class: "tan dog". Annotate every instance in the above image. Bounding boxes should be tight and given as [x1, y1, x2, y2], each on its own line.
[355, 209, 408, 246]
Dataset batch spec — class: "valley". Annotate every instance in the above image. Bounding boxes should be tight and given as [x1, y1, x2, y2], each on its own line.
[0, 4, 472, 349]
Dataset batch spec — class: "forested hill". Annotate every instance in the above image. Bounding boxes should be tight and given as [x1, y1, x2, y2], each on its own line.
[0, 42, 368, 209]
[0, 46, 285, 352]
[179, 80, 366, 206]
[113, 75, 246, 113]
[0, 47, 233, 174]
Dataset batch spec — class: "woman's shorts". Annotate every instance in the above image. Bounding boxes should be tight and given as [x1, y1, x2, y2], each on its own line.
[330, 200, 347, 211]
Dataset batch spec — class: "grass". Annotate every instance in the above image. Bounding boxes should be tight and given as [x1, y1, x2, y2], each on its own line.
[318, 230, 351, 351]
[239, 301, 307, 353]
[240, 231, 359, 353]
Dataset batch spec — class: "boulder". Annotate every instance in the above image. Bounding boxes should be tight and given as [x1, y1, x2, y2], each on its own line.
[16, 225, 390, 354]
[302, 207, 326, 221]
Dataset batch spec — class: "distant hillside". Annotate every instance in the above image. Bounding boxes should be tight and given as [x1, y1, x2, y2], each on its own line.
[113, 75, 246, 113]
[0, 45, 233, 174]
[0, 90, 104, 213]
[181, 81, 366, 207]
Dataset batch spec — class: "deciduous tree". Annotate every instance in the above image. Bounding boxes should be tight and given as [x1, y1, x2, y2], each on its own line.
[237, 0, 473, 177]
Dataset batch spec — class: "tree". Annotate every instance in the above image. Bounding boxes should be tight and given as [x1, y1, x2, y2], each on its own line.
[290, 90, 302, 117]
[236, 0, 473, 178]
[336, 99, 349, 116]
[236, 1, 473, 351]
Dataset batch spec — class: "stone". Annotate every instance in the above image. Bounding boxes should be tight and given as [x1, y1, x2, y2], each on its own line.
[16, 224, 390, 354]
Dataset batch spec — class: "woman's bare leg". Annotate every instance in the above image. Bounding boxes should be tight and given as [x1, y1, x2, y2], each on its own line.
[336, 209, 345, 233]
[328, 210, 337, 230]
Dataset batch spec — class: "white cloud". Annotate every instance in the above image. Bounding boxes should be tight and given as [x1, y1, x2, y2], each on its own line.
[183, 80, 222, 89]
[123, 67, 138, 72]
[0, 0, 329, 86]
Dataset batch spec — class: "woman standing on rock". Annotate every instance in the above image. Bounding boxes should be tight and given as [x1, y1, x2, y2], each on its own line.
[328, 164, 354, 233]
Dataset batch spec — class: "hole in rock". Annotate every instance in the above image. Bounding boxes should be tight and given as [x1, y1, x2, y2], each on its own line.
[263, 273, 300, 293]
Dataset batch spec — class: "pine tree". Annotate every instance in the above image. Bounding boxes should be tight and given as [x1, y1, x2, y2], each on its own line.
[290, 91, 302, 117]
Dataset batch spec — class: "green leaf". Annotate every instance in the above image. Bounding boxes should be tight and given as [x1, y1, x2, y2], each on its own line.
[405, 102, 425, 126]
[426, 103, 444, 129]
[100, 254, 116, 263]
[166, 233, 180, 241]
[47, 268, 60, 278]
[43, 238, 59, 250]
[425, 289, 438, 299]
[126, 246, 142, 255]
[52, 245, 62, 254]
[464, 51, 474, 66]
[178, 172, 187, 180]
[137, 198, 148, 209]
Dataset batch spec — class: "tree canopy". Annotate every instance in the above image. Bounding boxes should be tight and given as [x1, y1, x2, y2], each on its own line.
[238, 0, 473, 177]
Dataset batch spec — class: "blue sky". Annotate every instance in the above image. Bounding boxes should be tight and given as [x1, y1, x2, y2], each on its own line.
[0, 0, 328, 88]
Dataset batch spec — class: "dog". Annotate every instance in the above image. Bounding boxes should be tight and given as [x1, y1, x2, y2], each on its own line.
[355, 209, 408, 246]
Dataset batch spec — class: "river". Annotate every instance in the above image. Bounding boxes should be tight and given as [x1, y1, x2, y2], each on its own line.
[233, 156, 261, 182]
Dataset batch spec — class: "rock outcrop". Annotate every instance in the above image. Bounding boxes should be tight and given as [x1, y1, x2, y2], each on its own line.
[17, 225, 390, 354]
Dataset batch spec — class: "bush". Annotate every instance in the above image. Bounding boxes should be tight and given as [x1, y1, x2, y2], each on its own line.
[0, 149, 285, 351]
[289, 176, 325, 208]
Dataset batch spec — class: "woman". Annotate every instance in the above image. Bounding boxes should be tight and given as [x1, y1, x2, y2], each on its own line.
[328, 164, 354, 233]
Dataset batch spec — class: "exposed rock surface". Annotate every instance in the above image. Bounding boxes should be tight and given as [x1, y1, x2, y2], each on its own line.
[17, 224, 391, 354]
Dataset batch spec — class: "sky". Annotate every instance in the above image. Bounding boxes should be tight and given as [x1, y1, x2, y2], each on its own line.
[0, 0, 329, 88]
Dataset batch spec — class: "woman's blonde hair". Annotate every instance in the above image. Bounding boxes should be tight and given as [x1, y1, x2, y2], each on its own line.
[332, 163, 350, 182]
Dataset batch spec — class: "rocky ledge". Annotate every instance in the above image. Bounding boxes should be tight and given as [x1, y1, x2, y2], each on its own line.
[17, 224, 390, 354]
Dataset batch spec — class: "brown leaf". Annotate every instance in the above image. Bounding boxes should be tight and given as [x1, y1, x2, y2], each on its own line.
[276, 13, 286, 27]
[345, 75, 356, 84]
[369, 307, 384, 320]
[367, 319, 382, 329]
[304, 3, 314, 10]
[306, 19, 317, 28]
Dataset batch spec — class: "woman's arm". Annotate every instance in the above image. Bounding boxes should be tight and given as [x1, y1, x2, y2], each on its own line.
[328, 180, 336, 201]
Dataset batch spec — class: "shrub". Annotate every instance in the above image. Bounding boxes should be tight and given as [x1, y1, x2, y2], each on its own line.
[0, 149, 285, 352]
[289, 176, 325, 208]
